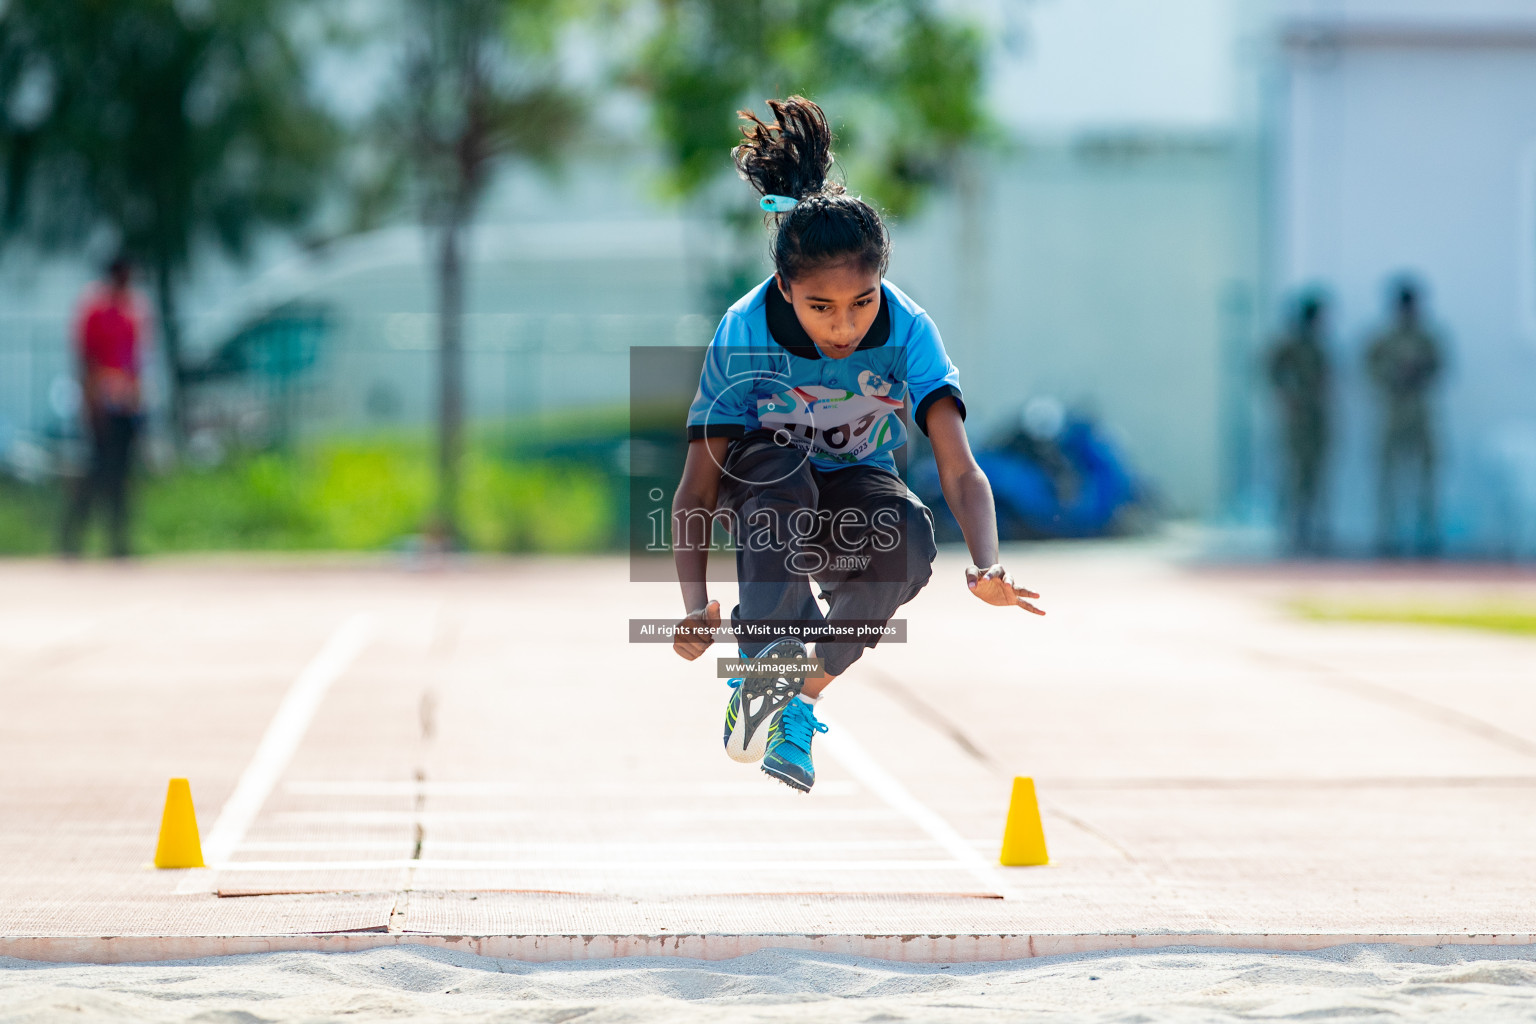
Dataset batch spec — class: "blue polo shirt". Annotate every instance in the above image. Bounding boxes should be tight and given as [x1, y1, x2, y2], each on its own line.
[686, 277, 965, 475]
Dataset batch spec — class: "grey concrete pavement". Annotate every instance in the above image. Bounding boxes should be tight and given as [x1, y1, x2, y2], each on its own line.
[1, 547, 1534, 961]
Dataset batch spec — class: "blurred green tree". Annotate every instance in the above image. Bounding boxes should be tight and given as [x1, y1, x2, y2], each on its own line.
[0, 0, 339, 443]
[376, 0, 584, 545]
[632, 0, 991, 300]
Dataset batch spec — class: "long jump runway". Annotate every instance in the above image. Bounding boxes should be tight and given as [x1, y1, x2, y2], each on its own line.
[3, 548, 1536, 962]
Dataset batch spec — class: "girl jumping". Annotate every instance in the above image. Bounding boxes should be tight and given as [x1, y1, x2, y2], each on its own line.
[671, 96, 1044, 792]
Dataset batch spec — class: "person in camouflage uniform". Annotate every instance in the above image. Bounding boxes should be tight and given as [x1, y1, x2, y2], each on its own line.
[1267, 294, 1332, 555]
[1366, 279, 1444, 557]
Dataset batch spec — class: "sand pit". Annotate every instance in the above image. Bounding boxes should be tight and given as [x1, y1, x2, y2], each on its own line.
[4, 944, 1536, 1022]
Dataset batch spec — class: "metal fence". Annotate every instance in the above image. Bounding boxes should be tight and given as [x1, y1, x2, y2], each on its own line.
[310, 311, 709, 431]
[0, 317, 72, 441]
[0, 311, 713, 469]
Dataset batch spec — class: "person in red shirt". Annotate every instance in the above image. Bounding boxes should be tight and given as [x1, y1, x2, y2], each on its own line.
[61, 256, 150, 558]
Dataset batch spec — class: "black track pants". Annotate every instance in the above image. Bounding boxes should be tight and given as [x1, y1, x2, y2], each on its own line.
[716, 429, 937, 677]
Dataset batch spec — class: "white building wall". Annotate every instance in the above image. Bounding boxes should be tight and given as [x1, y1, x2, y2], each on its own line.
[1275, 3, 1536, 554]
[893, 143, 1254, 517]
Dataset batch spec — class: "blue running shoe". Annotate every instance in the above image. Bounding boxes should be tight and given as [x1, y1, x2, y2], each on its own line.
[723, 638, 808, 763]
[761, 697, 828, 793]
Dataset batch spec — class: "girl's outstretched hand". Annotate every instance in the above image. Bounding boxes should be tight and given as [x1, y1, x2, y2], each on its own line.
[966, 564, 1046, 616]
[673, 599, 721, 660]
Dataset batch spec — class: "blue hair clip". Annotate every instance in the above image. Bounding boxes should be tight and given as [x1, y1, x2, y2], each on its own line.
[760, 195, 799, 213]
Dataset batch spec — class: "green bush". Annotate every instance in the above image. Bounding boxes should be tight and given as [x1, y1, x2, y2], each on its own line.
[138, 453, 323, 552]
[0, 427, 623, 556]
[310, 442, 434, 550]
[0, 479, 55, 554]
[462, 454, 614, 553]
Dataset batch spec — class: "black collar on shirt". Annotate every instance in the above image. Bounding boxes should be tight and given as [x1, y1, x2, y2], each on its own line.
[765, 279, 891, 360]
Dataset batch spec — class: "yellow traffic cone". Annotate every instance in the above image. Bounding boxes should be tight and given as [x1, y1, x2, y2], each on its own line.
[154, 778, 205, 869]
[999, 776, 1049, 866]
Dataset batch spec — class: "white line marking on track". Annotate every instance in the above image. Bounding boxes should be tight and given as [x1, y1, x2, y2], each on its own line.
[284, 780, 863, 798]
[424, 840, 951, 854]
[231, 840, 1013, 860]
[269, 807, 902, 824]
[177, 613, 372, 891]
[818, 716, 1022, 900]
[237, 841, 414, 853]
[215, 859, 975, 873]
[236, 841, 946, 859]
